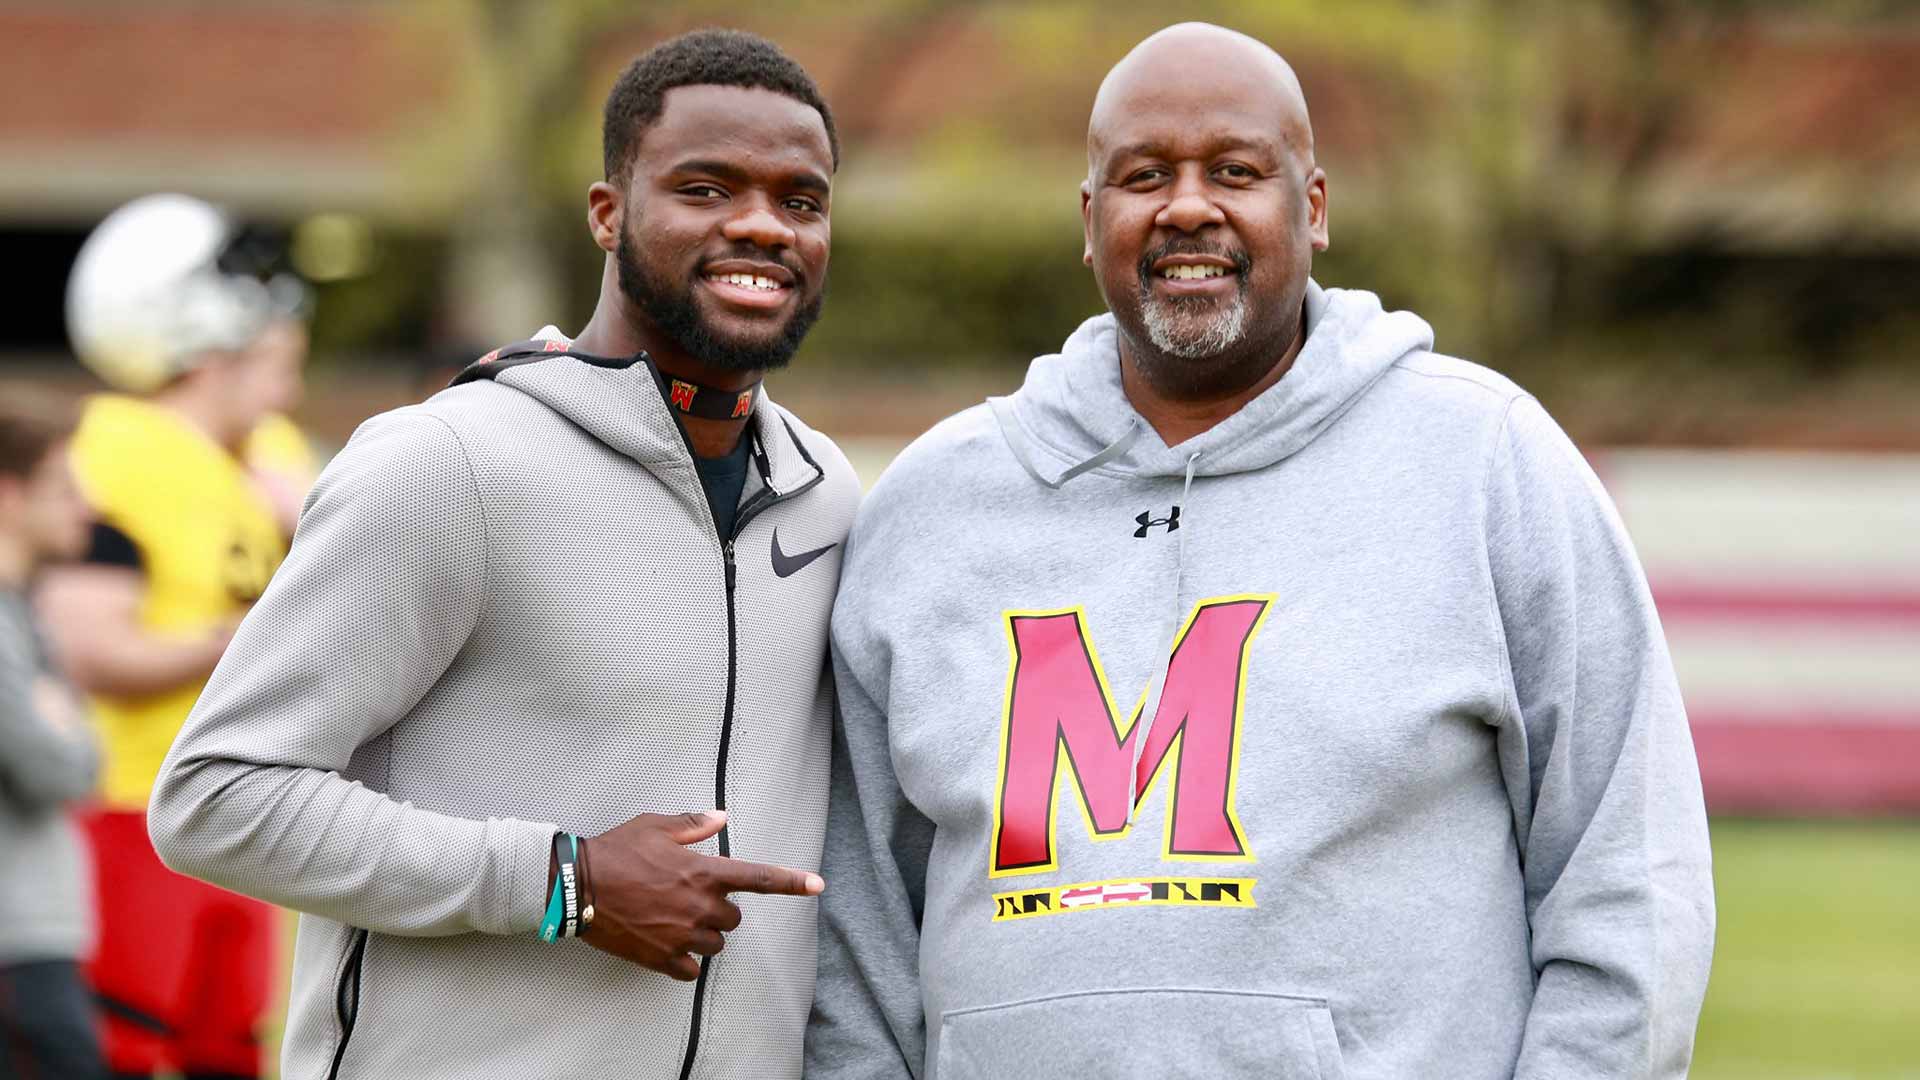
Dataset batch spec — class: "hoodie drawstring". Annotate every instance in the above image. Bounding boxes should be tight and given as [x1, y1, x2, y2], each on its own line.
[1126, 449, 1201, 819]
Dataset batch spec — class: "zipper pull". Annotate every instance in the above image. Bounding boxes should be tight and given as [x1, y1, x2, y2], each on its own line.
[724, 541, 737, 593]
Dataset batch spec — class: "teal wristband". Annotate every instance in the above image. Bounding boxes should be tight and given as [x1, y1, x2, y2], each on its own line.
[539, 836, 568, 942]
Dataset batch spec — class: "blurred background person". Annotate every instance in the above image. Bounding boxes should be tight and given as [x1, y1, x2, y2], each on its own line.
[35, 193, 310, 1080]
[0, 394, 103, 1080]
[239, 316, 319, 538]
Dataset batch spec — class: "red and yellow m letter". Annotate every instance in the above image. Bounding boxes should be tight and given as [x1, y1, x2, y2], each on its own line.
[989, 595, 1272, 877]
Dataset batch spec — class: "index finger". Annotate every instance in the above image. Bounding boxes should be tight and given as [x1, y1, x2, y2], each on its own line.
[701, 855, 824, 897]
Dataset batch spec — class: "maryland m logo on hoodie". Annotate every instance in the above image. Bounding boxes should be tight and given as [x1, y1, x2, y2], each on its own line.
[988, 595, 1272, 920]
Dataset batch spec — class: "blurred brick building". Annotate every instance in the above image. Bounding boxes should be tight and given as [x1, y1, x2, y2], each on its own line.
[2, 3, 1914, 369]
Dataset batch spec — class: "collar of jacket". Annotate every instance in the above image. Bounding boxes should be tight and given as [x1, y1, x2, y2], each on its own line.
[482, 351, 822, 497]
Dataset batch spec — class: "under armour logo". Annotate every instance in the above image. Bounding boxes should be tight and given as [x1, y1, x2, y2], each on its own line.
[1133, 506, 1181, 538]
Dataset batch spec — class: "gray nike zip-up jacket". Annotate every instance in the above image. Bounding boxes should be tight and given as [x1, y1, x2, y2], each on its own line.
[147, 337, 861, 1080]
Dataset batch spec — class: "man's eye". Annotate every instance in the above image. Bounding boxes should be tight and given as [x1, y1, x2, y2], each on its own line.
[1216, 164, 1257, 180]
[783, 197, 823, 214]
[682, 184, 727, 199]
[1125, 169, 1167, 186]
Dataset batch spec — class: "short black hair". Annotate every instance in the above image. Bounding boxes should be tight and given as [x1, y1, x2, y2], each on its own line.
[603, 28, 839, 184]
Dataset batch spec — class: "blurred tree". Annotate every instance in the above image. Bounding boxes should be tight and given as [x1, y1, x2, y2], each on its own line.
[427, 0, 593, 343]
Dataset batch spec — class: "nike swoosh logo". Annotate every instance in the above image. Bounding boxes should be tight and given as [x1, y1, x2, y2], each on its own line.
[770, 528, 837, 579]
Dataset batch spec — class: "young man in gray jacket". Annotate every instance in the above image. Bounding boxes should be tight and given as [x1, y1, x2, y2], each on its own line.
[149, 30, 860, 1080]
[0, 397, 101, 1079]
[807, 23, 1715, 1080]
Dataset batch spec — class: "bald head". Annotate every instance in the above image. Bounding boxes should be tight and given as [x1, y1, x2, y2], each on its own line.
[1089, 22, 1314, 172]
[1077, 21, 1330, 407]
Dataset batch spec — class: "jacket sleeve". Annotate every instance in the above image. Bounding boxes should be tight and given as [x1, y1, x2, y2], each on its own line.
[0, 620, 97, 810]
[805, 578, 936, 1079]
[147, 409, 555, 938]
[1485, 396, 1716, 1078]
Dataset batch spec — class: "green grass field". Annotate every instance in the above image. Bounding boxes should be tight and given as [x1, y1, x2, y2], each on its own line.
[261, 819, 1920, 1077]
[1693, 820, 1920, 1080]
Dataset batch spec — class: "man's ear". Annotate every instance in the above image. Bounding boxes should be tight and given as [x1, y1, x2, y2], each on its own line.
[587, 181, 623, 254]
[1306, 166, 1329, 252]
[1080, 180, 1095, 267]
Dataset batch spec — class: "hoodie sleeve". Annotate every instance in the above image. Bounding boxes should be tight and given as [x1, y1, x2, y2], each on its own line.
[1484, 395, 1716, 1078]
[147, 409, 556, 938]
[805, 573, 937, 1079]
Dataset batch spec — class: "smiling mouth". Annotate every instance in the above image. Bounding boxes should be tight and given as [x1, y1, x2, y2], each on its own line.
[1140, 243, 1251, 289]
[704, 271, 787, 293]
[1159, 264, 1231, 281]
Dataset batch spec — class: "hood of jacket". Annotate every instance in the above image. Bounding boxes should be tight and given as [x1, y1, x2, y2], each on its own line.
[479, 326, 824, 499]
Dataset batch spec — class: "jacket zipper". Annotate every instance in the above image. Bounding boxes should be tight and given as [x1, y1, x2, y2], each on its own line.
[675, 449, 823, 1080]
[327, 927, 370, 1079]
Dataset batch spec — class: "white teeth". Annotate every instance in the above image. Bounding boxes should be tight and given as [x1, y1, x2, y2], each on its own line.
[708, 272, 783, 291]
[1162, 264, 1228, 280]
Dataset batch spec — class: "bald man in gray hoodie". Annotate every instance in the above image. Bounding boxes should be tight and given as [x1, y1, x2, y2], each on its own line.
[806, 23, 1714, 1080]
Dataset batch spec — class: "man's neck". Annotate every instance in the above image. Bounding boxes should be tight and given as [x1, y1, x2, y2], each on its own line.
[1119, 321, 1306, 449]
[151, 383, 246, 454]
[574, 296, 760, 460]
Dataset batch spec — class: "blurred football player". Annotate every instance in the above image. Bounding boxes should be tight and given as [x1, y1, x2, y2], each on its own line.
[38, 193, 311, 1080]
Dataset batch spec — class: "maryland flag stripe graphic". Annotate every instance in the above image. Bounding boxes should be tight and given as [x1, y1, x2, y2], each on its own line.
[991, 877, 1256, 922]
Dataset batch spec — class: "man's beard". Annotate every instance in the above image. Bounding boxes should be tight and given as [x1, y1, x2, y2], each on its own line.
[1134, 242, 1253, 360]
[616, 230, 823, 372]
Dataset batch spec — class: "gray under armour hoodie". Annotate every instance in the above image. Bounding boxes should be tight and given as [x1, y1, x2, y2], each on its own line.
[807, 282, 1715, 1080]
[148, 338, 862, 1080]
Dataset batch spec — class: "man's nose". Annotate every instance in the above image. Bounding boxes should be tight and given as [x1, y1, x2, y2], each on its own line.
[1155, 167, 1226, 234]
[722, 203, 797, 250]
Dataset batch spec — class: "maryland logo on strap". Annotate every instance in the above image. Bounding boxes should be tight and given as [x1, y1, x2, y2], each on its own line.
[450, 341, 762, 421]
[667, 378, 758, 420]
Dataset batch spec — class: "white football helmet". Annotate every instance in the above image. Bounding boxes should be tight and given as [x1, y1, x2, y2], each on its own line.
[66, 194, 302, 393]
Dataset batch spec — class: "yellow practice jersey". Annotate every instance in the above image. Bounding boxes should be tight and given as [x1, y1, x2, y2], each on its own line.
[68, 395, 298, 808]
